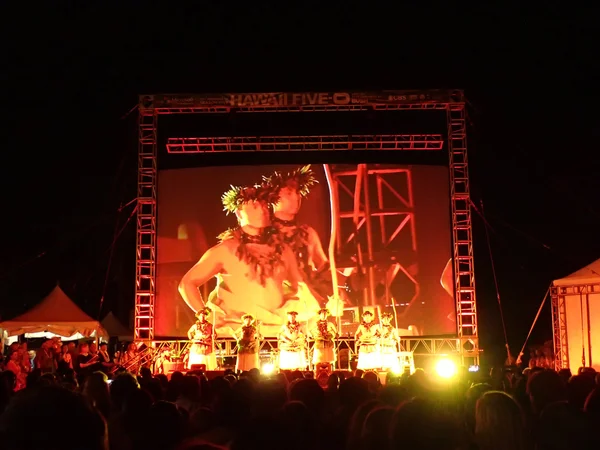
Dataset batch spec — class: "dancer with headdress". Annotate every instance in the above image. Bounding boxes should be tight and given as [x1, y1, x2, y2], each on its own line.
[233, 314, 262, 372]
[278, 311, 307, 370]
[187, 307, 217, 370]
[355, 310, 381, 370]
[310, 308, 338, 368]
[379, 312, 400, 370]
[179, 183, 303, 337]
[263, 165, 344, 317]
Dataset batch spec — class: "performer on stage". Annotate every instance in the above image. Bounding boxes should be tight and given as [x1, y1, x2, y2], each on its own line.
[310, 308, 338, 368]
[379, 312, 400, 370]
[178, 183, 304, 336]
[355, 311, 381, 370]
[263, 165, 343, 314]
[187, 307, 217, 370]
[233, 314, 262, 372]
[263, 165, 326, 278]
[278, 311, 307, 370]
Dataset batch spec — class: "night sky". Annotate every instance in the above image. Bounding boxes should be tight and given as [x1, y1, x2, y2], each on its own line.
[2, 4, 598, 363]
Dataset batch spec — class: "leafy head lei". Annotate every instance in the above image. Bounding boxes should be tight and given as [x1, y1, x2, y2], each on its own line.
[196, 307, 212, 318]
[221, 183, 280, 215]
[263, 165, 318, 198]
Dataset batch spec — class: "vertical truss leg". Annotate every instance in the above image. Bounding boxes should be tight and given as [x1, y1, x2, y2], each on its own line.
[447, 104, 479, 366]
[135, 109, 158, 341]
[551, 287, 569, 370]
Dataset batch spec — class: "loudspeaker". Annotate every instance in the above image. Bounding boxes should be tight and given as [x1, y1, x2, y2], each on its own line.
[338, 349, 350, 370]
[190, 364, 206, 372]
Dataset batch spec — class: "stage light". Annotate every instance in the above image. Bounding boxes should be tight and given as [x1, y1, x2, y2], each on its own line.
[468, 365, 479, 373]
[262, 363, 275, 375]
[391, 362, 402, 375]
[435, 358, 457, 378]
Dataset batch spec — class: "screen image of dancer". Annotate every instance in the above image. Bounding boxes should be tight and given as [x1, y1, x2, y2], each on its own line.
[155, 163, 454, 337]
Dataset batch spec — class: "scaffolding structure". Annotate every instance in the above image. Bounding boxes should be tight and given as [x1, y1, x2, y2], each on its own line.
[551, 282, 600, 370]
[135, 90, 479, 364]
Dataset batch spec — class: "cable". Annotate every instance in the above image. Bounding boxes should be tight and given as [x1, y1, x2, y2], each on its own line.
[479, 199, 511, 361]
[120, 103, 138, 121]
[517, 288, 549, 363]
[97, 203, 138, 318]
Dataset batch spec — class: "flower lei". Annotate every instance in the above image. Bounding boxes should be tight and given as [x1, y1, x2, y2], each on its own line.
[286, 321, 301, 334]
[362, 321, 376, 331]
[316, 320, 332, 341]
[198, 321, 212, 334]
[217, 227, 286, 286]
[241, 325, 257, 340]
[272, 222, 311, 276]
[381, 324, 394, 339]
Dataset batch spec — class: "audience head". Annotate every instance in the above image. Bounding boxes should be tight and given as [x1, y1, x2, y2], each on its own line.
[0, 386, 107, 450]
[475, 391, 528, 450]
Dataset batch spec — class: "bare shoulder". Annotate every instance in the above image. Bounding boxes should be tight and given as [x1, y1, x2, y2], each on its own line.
[212, 238, 239, 255]
[303, 225, 321, 240]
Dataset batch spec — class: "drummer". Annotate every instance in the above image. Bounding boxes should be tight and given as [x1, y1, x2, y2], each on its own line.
[355, 311, 381, 370]
[379, 312, 400, 370]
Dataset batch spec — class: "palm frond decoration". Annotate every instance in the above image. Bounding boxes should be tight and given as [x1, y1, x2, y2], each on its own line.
[262, 164, 318, 198]
[221, 183, 280, 214]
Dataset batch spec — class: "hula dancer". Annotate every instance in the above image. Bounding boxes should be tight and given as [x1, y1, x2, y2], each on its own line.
[187, 307, 217, 370]
[379, 312, 400, 370]
[278, 311, 307, 370]
[179, 183, 303, 337]
[233, 314, 262, 372]
[355, 311, 381, 370]
[310, 308, 338, 368]
[263, 165, 326, 279]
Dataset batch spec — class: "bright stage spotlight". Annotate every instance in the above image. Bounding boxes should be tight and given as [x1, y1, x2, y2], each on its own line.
[435, 358, 457, 378]
[262, 363, 275, 375]
[391, 363, 402, 376]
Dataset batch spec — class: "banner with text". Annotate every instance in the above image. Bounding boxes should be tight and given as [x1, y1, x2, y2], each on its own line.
[141, 90, 462, 110]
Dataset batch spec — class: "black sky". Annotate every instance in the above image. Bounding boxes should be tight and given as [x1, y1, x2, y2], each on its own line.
[1, 3, 599, 362]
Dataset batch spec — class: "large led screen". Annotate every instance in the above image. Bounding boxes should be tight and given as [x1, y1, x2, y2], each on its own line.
[156, 164, 455, 337]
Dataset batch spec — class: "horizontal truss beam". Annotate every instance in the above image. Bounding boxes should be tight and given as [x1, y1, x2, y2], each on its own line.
[149, 338, 461, 358]
[166, 135, 444, 153]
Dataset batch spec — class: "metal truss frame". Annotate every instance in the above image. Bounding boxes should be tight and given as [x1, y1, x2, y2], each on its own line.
[551, 282, 600, 371]
[331, 166, 419, 311]
[135, 90, 479, 364]
[166, 135, 443, 153]
[447, 105, 478, 365]
[146, 337, 461, 369]
[134, 111, 158, 340]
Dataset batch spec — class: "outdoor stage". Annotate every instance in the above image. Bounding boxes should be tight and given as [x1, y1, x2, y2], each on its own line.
[133, 90, 480, 368]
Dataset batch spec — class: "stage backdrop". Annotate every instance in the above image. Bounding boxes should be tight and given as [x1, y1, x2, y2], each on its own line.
[156, 164, 454, 337]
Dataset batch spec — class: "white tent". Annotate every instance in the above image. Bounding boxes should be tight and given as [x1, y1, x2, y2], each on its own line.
[101, 312, 133, 340]
[553, 259, 600, 287]
[0, 286, 107, 339]
[552, 259, 600, 374]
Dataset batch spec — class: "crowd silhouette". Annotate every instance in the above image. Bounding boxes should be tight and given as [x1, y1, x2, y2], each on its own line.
[1, 357, 600, 450]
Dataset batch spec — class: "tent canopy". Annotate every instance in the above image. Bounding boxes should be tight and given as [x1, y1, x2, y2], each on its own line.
[553, 258, 600, 287]
[101, 312, 133, 340]
[0, 286, 107, 338]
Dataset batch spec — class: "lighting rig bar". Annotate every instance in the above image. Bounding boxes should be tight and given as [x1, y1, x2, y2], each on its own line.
[166, 135, 444, 154]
